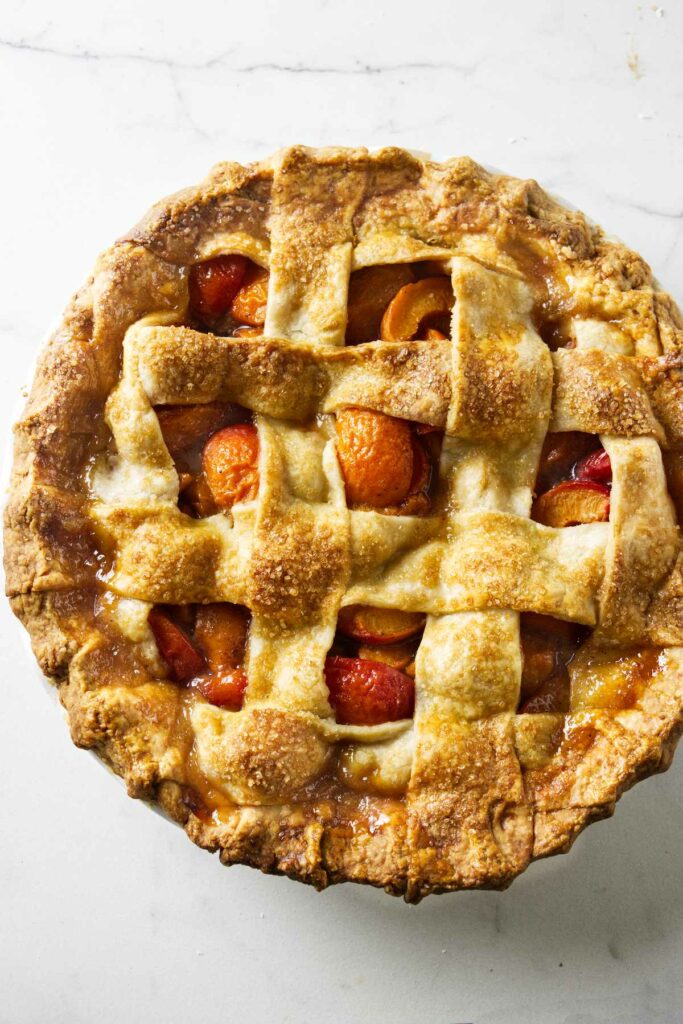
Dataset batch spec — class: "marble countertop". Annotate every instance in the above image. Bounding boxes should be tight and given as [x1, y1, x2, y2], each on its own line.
[2, 2, 683, 1022]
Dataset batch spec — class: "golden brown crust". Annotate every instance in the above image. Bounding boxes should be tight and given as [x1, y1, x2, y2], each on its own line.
[6, 146, 683, 901]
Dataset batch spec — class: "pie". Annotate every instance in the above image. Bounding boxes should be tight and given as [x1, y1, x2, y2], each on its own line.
[6, 146, 683, 901]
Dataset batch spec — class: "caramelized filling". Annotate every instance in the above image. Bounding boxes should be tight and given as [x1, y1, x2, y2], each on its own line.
[499, 236, 573, 342]
[518, 615, 664, 716]
[569, 646, 663, 711]
[148, 602, 250, 709]
[518, 612, 588, 714]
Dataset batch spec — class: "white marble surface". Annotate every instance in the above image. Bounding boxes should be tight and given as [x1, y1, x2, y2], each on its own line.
[2, 2, 683, 1022]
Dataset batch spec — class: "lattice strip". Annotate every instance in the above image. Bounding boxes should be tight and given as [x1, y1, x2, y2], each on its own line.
[265, 147, 367, 345]
[245, 416, 349, 716]
[132, 325, 662, 441]
[133, 324, 450, 426]
[406, 257, 553, 889]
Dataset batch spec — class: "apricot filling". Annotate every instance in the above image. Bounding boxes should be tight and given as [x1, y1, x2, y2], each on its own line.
[188, 255, 269, 334]
[148, 607, 205, 683]
[518, 612, 588, 714]
[202, 424, 259, 510]
[532, 432, 611, 528]
[380, 276, 454, 342]
[229, 265, 269, 326]
[345, 265, 415, 344]
[337, 605, 425, 645]
[326, 602, 425, 723]
[357, 644, 416, 674]
[149, 603, 250, 709]
[334, 407, 440, 514]
[335, 408, 413, 507]
[345, 262, 452, 344]
[156, 404, 234, 463]
[188, 255, 248, 323]
[154, 402, 259, 517]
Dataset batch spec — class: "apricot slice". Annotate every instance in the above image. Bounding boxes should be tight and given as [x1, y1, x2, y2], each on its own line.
[148, 608, 205, 683]
[203, 423, 259, 510]
[574, 448, 612, 485]
[230, 265, 269, 326]
[357, 643, 416, 673]
[345, 265, 414, 344]
[156, 403, 235, 462]
[190, 604, 250, 709]
[380, 277, 454, 342]
[536, 432, 598, 493]
[194, 603, 250, 670]
[335, 408, 414, 507]
[532, 480, 610, 528]
[338, 605, 425, 645]
[189, 255, 248, 322]
[324, 656, 415, 725]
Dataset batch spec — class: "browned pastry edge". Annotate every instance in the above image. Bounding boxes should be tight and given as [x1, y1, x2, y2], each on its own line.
[5, 146, 683, 901]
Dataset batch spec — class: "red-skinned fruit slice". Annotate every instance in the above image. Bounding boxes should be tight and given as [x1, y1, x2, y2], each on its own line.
[337, 605, 426, 645]
[148, 608, 205, 683]
[194, 668, 248, 710]
[574, 449, 612, 484]
[324, 655, 415, 725]
[189, 256, 248, 321]
[532, 480, 610, 528]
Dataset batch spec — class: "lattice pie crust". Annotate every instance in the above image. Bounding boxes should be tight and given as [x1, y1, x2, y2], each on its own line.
[6, 147, 683, 900]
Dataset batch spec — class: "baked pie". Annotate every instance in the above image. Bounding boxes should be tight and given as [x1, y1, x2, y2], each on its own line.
[7, 146, 683, 900]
